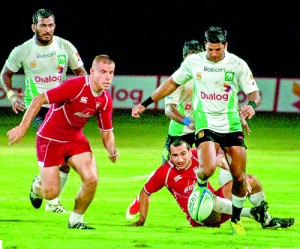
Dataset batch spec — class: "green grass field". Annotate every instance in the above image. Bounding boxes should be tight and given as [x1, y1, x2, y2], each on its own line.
[0, 108, 299, 249]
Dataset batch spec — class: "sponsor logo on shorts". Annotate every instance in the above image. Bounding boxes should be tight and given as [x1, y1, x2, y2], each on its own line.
[198, 131, 204, 138]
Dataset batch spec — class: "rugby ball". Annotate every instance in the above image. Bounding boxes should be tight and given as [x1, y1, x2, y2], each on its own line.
[188, 186, 214, 222]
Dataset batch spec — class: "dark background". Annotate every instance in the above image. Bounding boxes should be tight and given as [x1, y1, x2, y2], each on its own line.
[2, 1, 300, 77]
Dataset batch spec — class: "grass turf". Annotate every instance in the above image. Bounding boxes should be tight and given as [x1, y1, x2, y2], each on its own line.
[0, 108, 299, 248]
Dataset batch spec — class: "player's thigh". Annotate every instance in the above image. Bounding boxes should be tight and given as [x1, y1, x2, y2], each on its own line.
[220, 181, 233, 200]
[198, 141, 218, 168]
[68, 152, 98, 181]
[224, 146, 246, 177]
[40, 166, 60, 192]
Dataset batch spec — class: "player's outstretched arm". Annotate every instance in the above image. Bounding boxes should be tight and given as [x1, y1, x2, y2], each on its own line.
[7, 93, 47, 145]
[131, 77, 179, 118]
[129, 189, 150, 226]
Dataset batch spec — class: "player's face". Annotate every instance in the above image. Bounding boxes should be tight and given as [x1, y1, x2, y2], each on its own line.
[90, 62, 115, 92]
[169, 144, 192, 170]
[205, 42, 227, 63]
[33, 16, 56, 45]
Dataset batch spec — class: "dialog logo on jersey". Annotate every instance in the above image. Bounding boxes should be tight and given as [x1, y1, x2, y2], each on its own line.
[58, 65, 64, 74]
[35, 75, 62, 83]
[223, 83, 231, 92]
[200, 92, 229, 101]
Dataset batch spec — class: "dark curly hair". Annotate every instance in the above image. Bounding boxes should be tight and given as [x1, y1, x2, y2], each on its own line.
[204, 26, 227, 44]
[182, 40, 204, 59]
[32, 8, 55, 25]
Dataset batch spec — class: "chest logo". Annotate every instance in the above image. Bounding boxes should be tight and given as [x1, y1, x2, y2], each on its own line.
[57, 54, 67, 64]
[225, 72, 234, 81]
[80, 97, 88, 104]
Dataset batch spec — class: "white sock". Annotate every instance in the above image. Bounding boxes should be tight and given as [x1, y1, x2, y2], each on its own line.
[32, 177, 39, 196]
[213, 196, 232, 214]
[59, 171, 69, 199]
[213, 196, 261, 220]
[241, 207, 252, 218]
[249, 191, 272, 224]
[69, 212, 84, 224]
[232, 194, 247, 208]
[46, 198, 59, 206]
[248, 191, 265, 206]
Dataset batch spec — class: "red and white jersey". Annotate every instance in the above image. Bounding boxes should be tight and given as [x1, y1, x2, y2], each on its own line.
[144, 150, 214, 214]
[37, 75, 113, 141]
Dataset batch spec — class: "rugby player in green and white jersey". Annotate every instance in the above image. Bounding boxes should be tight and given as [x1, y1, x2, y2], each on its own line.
[1, 8, 88, 214]
[161, 40, 204, 163]
[132, 26, 262, 236]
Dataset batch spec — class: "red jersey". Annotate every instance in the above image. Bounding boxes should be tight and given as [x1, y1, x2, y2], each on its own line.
[144, 150, 202, 214]
[37, 75, 113, 141]
[144, 149, 229, 227]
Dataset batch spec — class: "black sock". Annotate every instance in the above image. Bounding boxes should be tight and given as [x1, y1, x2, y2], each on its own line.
[231, 205, 242, 223]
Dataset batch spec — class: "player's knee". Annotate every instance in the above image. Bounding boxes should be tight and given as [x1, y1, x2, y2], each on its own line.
[84, 175, 99, 190]
[200, 165, 216, 179]
[43, 187, 60, 200]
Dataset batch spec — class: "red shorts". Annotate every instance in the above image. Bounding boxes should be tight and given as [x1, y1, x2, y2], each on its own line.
[36, 134, 91, 167]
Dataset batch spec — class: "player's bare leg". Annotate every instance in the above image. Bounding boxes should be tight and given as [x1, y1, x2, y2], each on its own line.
[225, 146, 247, 235]
[44, 162, 70, 213]
[196, 141, 217, 186]
[67, 152, 98, 229]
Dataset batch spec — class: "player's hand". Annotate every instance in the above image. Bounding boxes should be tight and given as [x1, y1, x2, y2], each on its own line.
[7, 125, 27, 146]
[240, 104, 255, 120]
[129, 220, 145, 226]
[131, 104, 146, 118]
[246, 179, 252, 194]
[10, 93, 25, 114]
[187, 120, 195, 131]
[240, 115, 251, 135]
[109, 149, 119, 163]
